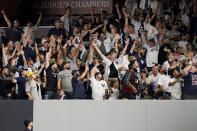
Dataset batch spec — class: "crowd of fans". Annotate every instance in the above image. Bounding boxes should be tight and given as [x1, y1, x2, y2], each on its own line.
[0, 0, 197, 100]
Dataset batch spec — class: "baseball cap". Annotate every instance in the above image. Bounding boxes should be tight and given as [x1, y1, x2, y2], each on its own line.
[19, 67, 28, 73]
[27, 72, 35, 78]
[41, 39, 48, 44]
[72, 70, 79, 76]
[62, 61, 70, 66]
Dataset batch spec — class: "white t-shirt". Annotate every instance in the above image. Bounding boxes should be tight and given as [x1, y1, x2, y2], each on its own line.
[146, 73, 161, 88]
[163, 61, 171, 71]
[90, 76, 108, 100]
[178, 40, 188, 51]
[109, 88, 119, 100]
[169, 78, 182, 99]
[157, 74, 171, 93]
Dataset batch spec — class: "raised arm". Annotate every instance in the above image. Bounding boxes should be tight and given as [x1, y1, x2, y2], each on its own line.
[120, 38, 129, 58]
[100, 7, 103, 22]
[20, 50, 27, 68]
[35, 12, 42, 28]
[75, 36, 83, 58]
[130, 4, 137, 20]
[91, 7, 95, 24]
[45, 46, 52, 69]
[181, 64, 192, 76]
[130, 40, 136, 54]
[124, 13, 129, 33]
[77, 66, 89, 81]
[150, 8, 158, 23]
[57, 37, 67, 60]
[34, 42, 40, 62]
[90, 65, 98, 78]
[2, 44, 8, 66]
[1, 9, 12, 28]
[88, 43, 94, 65]
[115, 3, 122, 19]
[36, 62, 45, 76]
[89, 24, 103, 34]
[92, 41, 105, 60]
[183, 0, 190, 14]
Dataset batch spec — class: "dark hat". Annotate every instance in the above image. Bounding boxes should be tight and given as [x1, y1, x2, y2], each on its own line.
[140, 69, 146, 73]
[62, 61, 70, 66]
[24, 119, 32, 127]
[19, 67, 28, 73]
[149, 38, 155, 43]
[72, 70, 79, 76]
[95, 72, 100, 76]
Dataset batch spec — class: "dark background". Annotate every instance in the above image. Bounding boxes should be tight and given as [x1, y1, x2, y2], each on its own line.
[0, 0, 125, 26]
[0, 100, 33, 131]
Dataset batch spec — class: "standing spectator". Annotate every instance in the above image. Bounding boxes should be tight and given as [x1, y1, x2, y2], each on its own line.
[169, 69, 183, 100]
[122, 60, 139, 99]
[71, 66, 89, 99]
[142, 34, 159, 71]
[11, 67, 28, 99]
[60, 7, 73, 34]
[47, 20, 66, 39]
[157, 65, 171, 99]
[25, 63, 44, 100]
[181, 64, 197, 99]
[23, 12, 42, 41]
[0, 67, 14, 99]
[45, 47, 58, 99]
[90, 65, 108, 100]
[1, 9, 24, 42]
[57, 61, 73, 99]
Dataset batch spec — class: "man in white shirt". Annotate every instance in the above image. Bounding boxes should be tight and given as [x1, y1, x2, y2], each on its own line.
[141, 34, 160, 71]
[90, 65, 108, 100]
[146, 65, 161, 97]
[178, 34, 188, 51]
[168, 69, 182, 100]
[157, 65, 171, 98]
[93, 39, 129, 80]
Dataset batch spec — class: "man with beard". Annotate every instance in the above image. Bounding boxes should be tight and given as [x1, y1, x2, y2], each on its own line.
[0, 67, 14, 99]
[122, 60, 139, 99]
[57, 61, 73, 99]
[157, 65, 171, 99]
[71, 66, 89, 99]
[45, 60, 58, 99]
[168, 69, 183, 100]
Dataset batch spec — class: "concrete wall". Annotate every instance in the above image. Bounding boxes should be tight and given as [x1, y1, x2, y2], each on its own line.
[33, 100, 197, 131]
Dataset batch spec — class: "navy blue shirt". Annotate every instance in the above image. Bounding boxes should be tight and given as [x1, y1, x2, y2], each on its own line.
[24, 45, 36, 61]
[136, 55, 147, 71]
[72, 76, 85, 99]
[16, 76, 28, 99]
[183, 72, 197, 95]
[121, 32, 133, 54]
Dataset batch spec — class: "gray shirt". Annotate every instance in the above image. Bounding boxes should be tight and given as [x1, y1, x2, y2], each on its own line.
[57, 70, 73, 92]
[25, 80, 42, 100]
